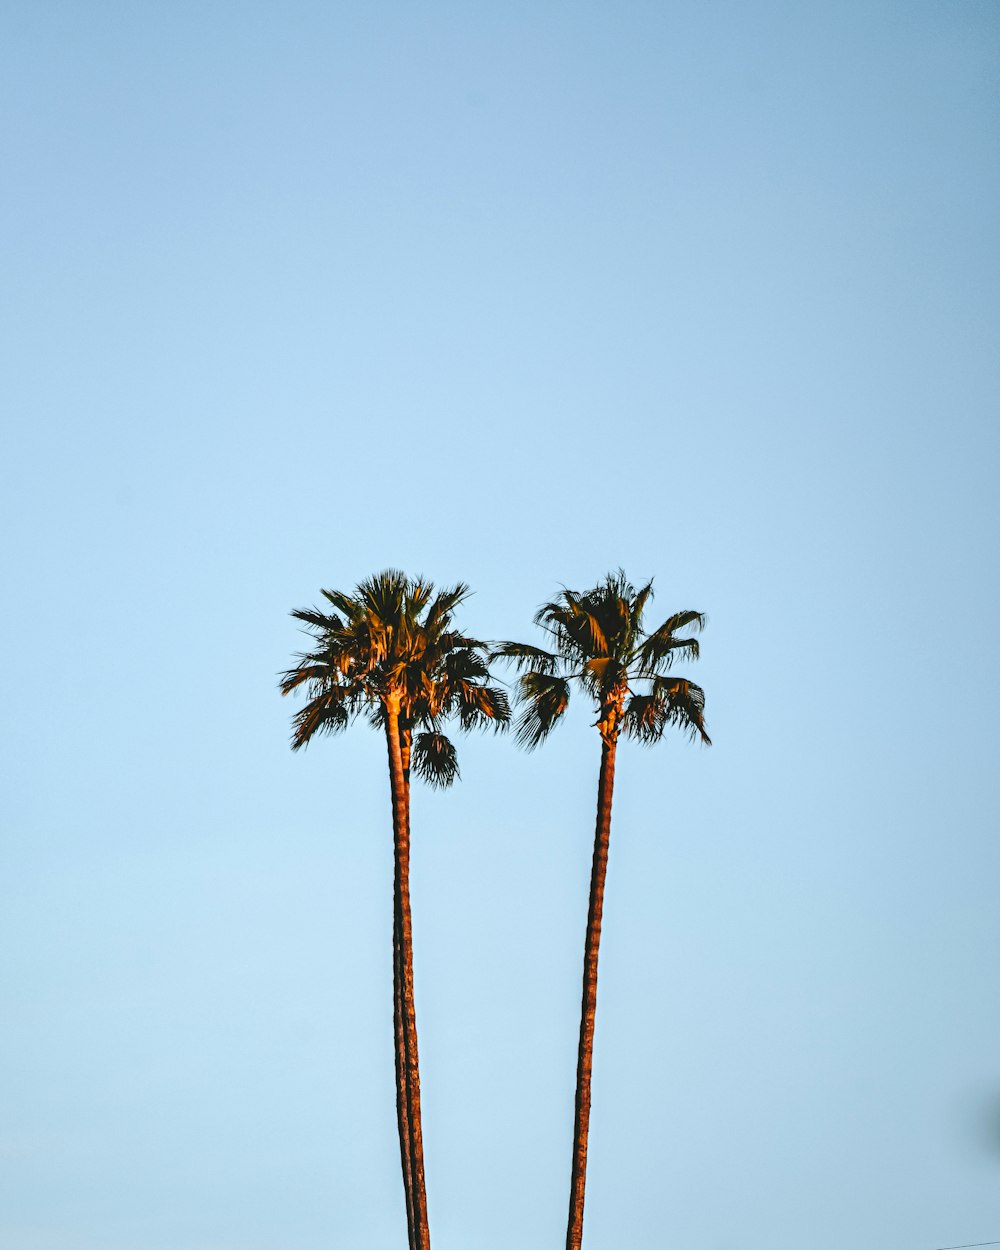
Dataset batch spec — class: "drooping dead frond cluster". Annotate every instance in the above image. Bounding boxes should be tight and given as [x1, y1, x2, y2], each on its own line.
[494, 570, 709, 749]
[281, 569, 510, 786]
[411, 731, 460, 789]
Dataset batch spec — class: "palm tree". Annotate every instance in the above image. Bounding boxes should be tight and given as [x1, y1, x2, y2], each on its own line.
[495, 571, 709, 1250]
[281, 570, 509, 1250]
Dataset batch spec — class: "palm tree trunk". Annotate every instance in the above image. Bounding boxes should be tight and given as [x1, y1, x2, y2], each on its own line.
[566, 733, 618, 1250]
[395, 730, 415, 1249]
[385, 705, 431, 1250]
[393, 922, 415, 1248]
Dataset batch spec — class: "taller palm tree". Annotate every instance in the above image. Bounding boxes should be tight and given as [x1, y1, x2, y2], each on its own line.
[495, 571, 709, 1250]
[281, 570, 509, 1250]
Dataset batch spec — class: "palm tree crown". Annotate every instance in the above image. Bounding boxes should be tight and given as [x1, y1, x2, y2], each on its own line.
[281, 568, 510, 781]
[495, 569, 710, 750]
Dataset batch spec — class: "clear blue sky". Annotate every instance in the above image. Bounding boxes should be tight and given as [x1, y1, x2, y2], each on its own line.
[2, 3, 998, 1248]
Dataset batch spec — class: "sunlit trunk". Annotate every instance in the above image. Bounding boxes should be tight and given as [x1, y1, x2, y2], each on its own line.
[386, 706, 431, 1250]
[566, 731, 618, 1250]
[395, 729, 415, 1248]
[393, 915, 415, 1247]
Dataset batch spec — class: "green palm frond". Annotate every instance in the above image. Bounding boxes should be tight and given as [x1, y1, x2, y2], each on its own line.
[411, 731, 460, 788]
[404, 576, 434, 618]
[291, 606, 343, 633]
[582, 656, 622, 689]
[438, 630, 489, 657]
[572, 609, 610, 657]
[278, 661, 329, 696]
[320, 587, 361, 621]
[515, 671, 571, 749]
[424, 584, 470, 632]
[455, 682, 511, 732]
[635, 634, 701, 674]
[659, 610, 707, 635]
[491, 641, 560, 673]
[289, 693, 352, 749]
[356, 569, 408, 636]
[578, 571, 646, 655]
[582, 584, 629, 652]
[652, 676, 711, 744]
[635, 611, 705, 673]
[443, 646, 490, 684]
[644, 610, 706, 644]
[621, 692, 667, 744]
[630, 578, 655, 628]
[546, 593, 609, 658]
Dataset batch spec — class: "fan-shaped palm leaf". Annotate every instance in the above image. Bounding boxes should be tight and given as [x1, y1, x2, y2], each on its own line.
[515, 671, 571, 749]
[491, 640, 560, 673]
[411, 731, 460, 788]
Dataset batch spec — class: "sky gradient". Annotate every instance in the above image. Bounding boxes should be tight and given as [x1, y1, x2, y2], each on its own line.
[2, 3, 999, 1248]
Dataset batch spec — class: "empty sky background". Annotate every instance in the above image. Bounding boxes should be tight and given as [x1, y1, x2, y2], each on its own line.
[2, 3, 998, 1248]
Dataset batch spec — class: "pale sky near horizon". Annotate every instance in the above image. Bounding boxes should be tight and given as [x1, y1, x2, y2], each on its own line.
[2, 3, 999, 1249]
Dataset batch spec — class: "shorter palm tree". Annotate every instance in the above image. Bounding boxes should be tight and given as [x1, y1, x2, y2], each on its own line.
[495, 571, 709, 1250]
[281, 570, 509, 1250]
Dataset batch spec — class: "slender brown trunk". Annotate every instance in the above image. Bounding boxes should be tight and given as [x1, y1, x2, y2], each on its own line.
[385, 705, 431, 1250]
[395, 729, 415, 1249]
[566, 730, 618, 1250]
[393, 908, 415, 1248]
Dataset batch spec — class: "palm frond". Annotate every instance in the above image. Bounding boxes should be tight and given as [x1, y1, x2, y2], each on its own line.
[636, 610, 705, 672]
[621, 692, 667, 744]
[423, 583, 469, 633]
[582, 656, 623, 689]
[630, 578, 654, 622]
[278, 662, 331, 696]
[405, 576, 434, 618]
[576, 571, 645, 654]
[636, 633, 701, 674]
[651, 610, 707, 639]
[651, 676, 711, 744]
[411, 731, 460, 788]
[438, 630, 489, 655]
[491, 641, 561, 674]
[443, 646, 490, 684]
[357, 569, 408, 632]
[291, 606, 343, 633]
[320, 588, 360, 621]
[456, 682, 511, 732]
[289, 693, 352, 749]
[367, 701, 389, 731]
[515, 671, 570, 749]
[559, 592, 610, 657]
